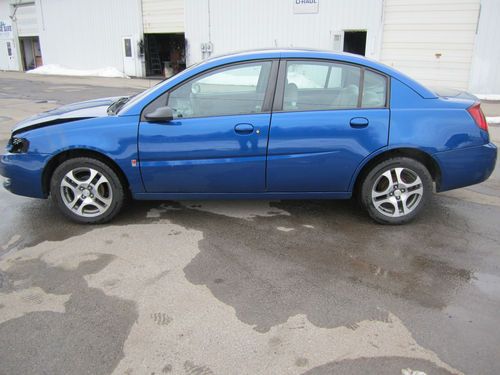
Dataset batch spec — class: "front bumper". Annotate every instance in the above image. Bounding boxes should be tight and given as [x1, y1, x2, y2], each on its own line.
[0, 152, 51, 198]
[434, 142, 497, 192]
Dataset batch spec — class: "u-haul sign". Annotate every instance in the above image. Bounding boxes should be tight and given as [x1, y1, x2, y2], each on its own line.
[293, 0, 319, 14]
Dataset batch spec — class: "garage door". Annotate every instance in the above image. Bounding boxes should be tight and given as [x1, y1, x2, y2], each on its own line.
[143, 0, 184, 33]
[15, 2, 38, 37]
[380, 0, 480, 89]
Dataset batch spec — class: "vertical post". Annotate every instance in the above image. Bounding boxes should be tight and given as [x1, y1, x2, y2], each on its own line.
[9, 3, 24, 71]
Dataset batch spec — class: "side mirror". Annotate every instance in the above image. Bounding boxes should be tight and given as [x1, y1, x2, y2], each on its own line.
[144, 106, 174, 122]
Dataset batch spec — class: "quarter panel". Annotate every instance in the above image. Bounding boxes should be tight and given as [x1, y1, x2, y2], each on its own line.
[389, 79, 486, 153]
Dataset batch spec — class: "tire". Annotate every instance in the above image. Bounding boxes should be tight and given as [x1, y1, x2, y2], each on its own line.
[50, 157, 125, 224]
[360, 157, 433, 225]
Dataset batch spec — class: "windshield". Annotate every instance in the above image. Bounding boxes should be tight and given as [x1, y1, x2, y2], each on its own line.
[116, 60, 204, 114]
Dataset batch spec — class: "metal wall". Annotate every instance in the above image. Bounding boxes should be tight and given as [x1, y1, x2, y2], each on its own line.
[184, 0, 384, 65]
[37, 0, 144, 76]
[0, 0, 19, 70]
[380, 0, 480, 90]
[469, 0, 500, 94]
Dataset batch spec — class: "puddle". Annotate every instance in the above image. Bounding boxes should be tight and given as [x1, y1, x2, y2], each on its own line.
[0, 254, 138, 375]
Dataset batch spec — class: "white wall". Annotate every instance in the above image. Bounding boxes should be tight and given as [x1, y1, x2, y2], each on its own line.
[469, 0, 500, 94]
[37, 0, 144, 76]
[380, 0, 480, 90]
[185, 0, 384, 65]
[0, 0, 20, 71]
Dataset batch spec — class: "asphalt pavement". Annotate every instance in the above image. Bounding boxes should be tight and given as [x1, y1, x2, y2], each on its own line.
[0, 72, 499, 375]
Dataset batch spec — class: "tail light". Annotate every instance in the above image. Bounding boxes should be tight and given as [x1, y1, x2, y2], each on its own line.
[467, 103, 488, 133]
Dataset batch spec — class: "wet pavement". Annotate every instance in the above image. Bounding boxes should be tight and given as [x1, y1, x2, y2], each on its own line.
[0, 72, 499, 375]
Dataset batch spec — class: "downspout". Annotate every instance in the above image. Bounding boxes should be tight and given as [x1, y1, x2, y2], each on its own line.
[9, 2, 23, 71]
[374, 0, 385, 61]
[137, 0, 145, 78]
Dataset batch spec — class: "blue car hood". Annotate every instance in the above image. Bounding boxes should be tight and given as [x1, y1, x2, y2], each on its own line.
[12, 96, 122, 134]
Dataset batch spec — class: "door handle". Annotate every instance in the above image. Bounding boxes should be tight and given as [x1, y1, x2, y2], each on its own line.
[234, 123, 254, 134]
[350, 117, 369, 128]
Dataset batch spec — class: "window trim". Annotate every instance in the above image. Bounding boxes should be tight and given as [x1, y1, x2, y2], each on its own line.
[140, 59, 279, 121]
[273, 58, 390, 113]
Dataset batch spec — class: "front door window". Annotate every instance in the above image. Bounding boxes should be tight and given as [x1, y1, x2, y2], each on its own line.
[166, 61, 272, 118]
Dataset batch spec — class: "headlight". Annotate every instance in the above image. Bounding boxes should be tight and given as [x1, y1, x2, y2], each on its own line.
[7, 137, 30, 153]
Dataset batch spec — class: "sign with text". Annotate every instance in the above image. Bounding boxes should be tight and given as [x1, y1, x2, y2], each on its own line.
[0, 21, 13, 38]
[293, 0, 319, 14]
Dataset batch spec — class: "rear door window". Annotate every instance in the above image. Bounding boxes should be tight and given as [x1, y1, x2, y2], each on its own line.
[283, 61, 362, 111]
[283, 60, 387, 111]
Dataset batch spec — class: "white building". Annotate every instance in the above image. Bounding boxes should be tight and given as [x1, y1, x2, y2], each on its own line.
[0, 0, 499, 93]
[185, 0, 500, 93]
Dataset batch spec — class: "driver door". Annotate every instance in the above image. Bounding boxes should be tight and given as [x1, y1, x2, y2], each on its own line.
[138, 60, 276, 193]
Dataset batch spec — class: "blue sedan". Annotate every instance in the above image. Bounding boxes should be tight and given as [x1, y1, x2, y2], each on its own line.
[1, 49, 497, 224]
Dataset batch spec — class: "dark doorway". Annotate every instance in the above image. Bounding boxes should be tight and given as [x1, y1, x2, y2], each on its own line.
[144, 33, 186, 77]
[343, 31, 367, 56]
[19, 36, 43, 70]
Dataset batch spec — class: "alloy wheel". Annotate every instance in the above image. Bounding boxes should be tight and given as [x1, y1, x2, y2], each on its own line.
[371, 167, 423, 218]
[60, 167, 113, 218]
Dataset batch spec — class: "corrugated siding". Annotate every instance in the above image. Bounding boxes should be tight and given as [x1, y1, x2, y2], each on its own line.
[16, 3, 38, 37]
[380, 0, 480, 89]
[37, 0, 143, 75]
[469, 0, 500, 94]
[143, 0, 184, 33]
[185, 0, 384, 65]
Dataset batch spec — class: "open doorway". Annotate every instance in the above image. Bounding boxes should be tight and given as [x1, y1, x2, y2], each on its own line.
[19, 36, 42, 70]
[144, 33, 186, 77]
[343, 31, 366, 56]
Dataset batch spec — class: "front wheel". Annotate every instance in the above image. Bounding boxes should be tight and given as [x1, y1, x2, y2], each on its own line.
[360, 157, 433, 225]
[50, 157, 125, 224]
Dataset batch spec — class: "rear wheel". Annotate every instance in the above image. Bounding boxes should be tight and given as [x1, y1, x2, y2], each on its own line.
[360, 157, 433, 224]
[50, 157, 124, 224]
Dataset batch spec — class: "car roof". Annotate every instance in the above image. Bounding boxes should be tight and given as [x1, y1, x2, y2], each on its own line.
[203, 48, 436, 99]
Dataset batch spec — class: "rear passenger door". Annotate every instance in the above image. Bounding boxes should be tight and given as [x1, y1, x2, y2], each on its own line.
[267, 59, 390, 192]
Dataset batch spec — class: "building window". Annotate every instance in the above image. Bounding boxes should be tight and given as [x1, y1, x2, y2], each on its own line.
[124, 38, 132, 58]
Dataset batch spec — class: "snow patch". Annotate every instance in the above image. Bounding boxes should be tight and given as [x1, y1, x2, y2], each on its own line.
[26, 64, 129, 78]
[474, 94, 500, 101]
[487, 116, 500, 124]
[276, 226, 295, 232]
[401, 369, 427, 375]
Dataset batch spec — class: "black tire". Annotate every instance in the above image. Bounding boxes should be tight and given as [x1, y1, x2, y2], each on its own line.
[50, 157, 125, 224]
[360, 157, 433, 225]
